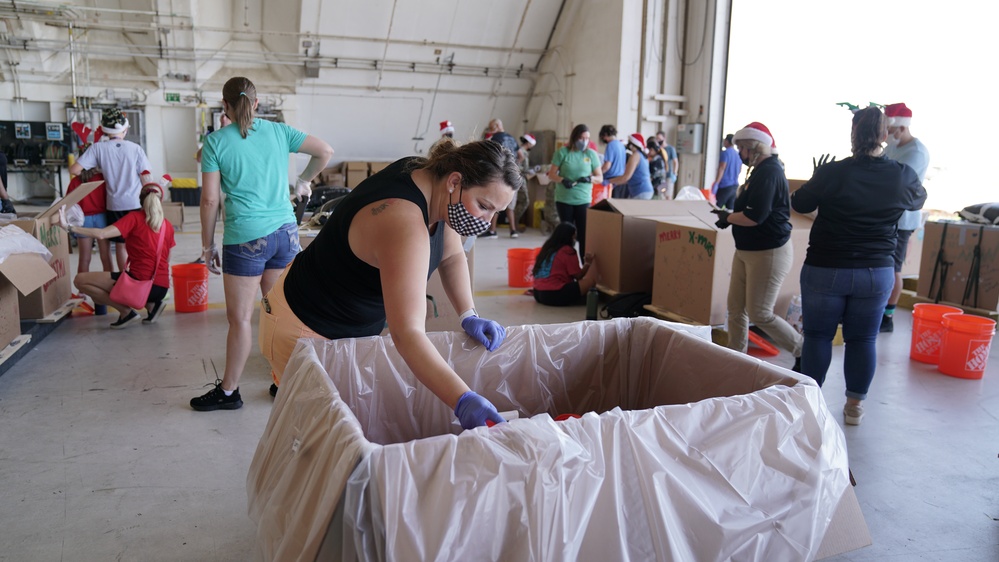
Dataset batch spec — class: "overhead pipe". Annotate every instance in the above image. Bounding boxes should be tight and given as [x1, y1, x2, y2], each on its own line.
[375, 0, 400, 91]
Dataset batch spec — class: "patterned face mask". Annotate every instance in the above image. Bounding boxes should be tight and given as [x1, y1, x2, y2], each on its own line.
[447, 186, 492, 237]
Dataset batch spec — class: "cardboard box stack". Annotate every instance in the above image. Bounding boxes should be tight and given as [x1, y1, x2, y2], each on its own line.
[344, 161, 369, 188]
[0, 239, 57, 349]
[916, 220, 999, 311]
[8, 181, 101, 319]
[587, 199, 718, 294]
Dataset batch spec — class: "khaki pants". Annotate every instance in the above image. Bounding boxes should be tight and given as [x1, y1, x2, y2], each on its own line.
[258, 266, 321, 386]
[726, 242, 803, 356]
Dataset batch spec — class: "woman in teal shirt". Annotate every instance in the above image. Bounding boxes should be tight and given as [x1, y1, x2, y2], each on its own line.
[191, 76, 333, 411]
[546, 124, 603, 255]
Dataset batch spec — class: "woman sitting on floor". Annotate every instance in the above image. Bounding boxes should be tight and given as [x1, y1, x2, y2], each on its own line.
[532, 222, 600, 306]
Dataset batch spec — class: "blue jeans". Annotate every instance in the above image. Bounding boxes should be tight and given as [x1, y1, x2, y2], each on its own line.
[222, 223, 301, 276]
[799, 264, 894, 399]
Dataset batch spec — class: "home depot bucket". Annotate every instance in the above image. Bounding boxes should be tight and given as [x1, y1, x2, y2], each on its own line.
[937, 313, 996, 379]
[507, 248, 540, 288]
[591, 183, 611, 206]
[171, 264, 209, 313]
[909, 303, 964, 364]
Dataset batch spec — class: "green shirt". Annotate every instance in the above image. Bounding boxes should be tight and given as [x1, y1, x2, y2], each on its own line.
[551, 146, 600, 206]
[201, 118, 307, 245]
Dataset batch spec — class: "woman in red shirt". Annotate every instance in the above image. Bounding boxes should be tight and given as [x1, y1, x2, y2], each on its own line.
[66, 167, 112, 275]
[60, 183, 176, 329]
[532, 222, 600, 306]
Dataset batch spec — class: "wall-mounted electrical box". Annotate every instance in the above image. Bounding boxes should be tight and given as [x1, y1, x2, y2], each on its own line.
[676, 123, 704, 155]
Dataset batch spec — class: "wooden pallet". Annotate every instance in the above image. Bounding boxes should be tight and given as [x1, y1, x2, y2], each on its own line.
[898, 290, 998, 321]
[0, 335, 32, 368]
[643, 303, 730, 346]
[34, 298, 83, 324]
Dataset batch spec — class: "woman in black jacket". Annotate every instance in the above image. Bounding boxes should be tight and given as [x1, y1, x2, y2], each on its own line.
[791, 107, 926, 426]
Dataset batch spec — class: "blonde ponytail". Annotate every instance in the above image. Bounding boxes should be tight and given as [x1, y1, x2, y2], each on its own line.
[141, 185, 164, 231]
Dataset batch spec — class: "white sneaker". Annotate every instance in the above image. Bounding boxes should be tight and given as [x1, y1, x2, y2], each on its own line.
[843, 402, 864, 426]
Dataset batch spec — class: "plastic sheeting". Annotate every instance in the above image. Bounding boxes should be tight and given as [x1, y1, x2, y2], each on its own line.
[0, 224, 52, 264]
[247, 318, 849, 562]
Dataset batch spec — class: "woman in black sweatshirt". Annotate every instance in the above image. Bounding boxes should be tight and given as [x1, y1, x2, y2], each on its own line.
[791, 107, 926, 426]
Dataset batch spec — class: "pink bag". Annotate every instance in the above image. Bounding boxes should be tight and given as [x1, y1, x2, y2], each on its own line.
[110, 226, 165, 309]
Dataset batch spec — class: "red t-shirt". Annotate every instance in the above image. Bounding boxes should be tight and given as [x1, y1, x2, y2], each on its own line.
[66, 173, 107, 216]
[114, 211, 176, 288]
[533, 246, 582, 291]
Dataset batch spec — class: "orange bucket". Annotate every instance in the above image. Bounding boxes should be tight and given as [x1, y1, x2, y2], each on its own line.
[937, 313, 996, 379]
[591, 182, 610, 206]
[507, 248, 540, 288]
[909, 303, 964, 364]
[171, 264, 209, 313]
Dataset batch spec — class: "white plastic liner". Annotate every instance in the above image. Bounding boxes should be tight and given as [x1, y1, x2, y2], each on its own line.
[247, 318, 849, 562]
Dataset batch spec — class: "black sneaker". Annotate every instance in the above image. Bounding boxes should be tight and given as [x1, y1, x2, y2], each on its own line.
[109, 310, 141, 330]
[143, 301, 165, 324]
[479, 230, 497, 238]
[190, 380, 243, 411]
[510, 230, 519, 238]
[879, 315, 894, 333]
[269, 384, 278, 398]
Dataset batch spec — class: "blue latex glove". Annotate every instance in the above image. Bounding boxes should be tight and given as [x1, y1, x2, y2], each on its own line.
[454, 391, 505, 429]
[461, 315, 507, 351]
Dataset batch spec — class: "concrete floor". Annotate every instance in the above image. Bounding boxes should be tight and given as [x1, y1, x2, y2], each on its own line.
[0, 217, 997, 561]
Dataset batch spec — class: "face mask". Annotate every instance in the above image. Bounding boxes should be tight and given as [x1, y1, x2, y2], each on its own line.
[447, 187, 492, 236]
[740, 154, 752, 166]
[574, 140, 587, 151]
[885, 135, 900, 150]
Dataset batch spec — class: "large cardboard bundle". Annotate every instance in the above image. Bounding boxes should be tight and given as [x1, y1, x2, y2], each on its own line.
[248, 318, 868, 561]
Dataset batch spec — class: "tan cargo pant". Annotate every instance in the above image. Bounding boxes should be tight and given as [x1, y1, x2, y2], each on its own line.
[726, 242, 803, 356]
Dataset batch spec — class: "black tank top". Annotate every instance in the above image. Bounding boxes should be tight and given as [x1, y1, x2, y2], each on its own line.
[284, 157, 445, 339]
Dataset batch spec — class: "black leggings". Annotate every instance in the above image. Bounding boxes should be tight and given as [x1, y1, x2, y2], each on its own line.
[533, 281, 583, 306]
[555, 202, 589, 256]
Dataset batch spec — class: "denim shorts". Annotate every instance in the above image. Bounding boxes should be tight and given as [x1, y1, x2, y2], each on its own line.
[74, 213, 108, 238]
[222, 223, 301, 277]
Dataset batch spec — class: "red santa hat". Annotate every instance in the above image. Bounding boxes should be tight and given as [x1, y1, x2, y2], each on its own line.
[627, 133, 647, 153]
[520, 133, 536, 146]
[885, 103, 912, 127]
[440, 120, 454, 134]
[733, 122, 777, 153]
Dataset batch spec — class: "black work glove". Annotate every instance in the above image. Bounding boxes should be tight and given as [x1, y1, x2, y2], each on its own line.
[812, 154, 836, 171]
[0, 199, 14, 215]
[576, 176, 592, 184]
[711, 208, 731, 229]
[561, 178, 576, 189]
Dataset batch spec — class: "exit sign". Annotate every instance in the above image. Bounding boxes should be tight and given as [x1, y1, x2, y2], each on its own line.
[165, 92, 181, 103]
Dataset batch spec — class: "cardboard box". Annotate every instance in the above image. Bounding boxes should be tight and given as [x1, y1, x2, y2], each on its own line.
[0, 250, 58, 349]
[344, 161, 369, 189]
[652, 215, 736, 325]
[587, 199, 715, 294]
[162, 202, 187, 232]
[652, 212, 812, 325]
[9, 181, 101, 319]
[249, 319, 870, 561]
[317, 167, 345, 187]
[916, 220, 999, 310]
[368, 162, 390, 176]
